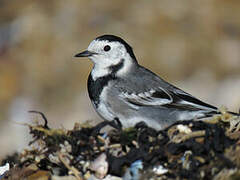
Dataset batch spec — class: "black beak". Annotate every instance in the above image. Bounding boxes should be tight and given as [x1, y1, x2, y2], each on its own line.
[74, 50, 96, 57]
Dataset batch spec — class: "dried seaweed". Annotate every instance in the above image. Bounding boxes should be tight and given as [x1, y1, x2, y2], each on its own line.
[1, 112, 240, 180]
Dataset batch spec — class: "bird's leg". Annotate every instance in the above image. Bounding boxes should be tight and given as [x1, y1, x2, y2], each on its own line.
[135, 121, 148, 129]
[91, 117, 122, 136]
[91, 121, 110, 136]
[110, 117, 122, 130]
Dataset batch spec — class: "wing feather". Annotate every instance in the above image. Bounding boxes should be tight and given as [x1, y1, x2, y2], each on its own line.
[120, 86, 217, 112]
[120, 87, 173, 106]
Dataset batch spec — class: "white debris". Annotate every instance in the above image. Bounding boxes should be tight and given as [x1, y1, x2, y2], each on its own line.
[153, 165, 168, 175]
[88, 174, 121, 180]
[0, 163, 9, 176]
[182, 151, 193, 170]
[90, 153, 108, 179]
[177, 124, 192, 134]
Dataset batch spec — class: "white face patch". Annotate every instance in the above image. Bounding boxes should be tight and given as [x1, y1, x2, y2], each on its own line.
[115, 53, 133, 77]
[87, 39, 135, 80]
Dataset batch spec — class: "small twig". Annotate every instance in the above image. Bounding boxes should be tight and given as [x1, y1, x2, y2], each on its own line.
[109, 144, 122, 149]
[171, 130, 205, 143]
[97, 135, 106, 143]
[58, 153, 82, 180]
[28, 110, 49, 129]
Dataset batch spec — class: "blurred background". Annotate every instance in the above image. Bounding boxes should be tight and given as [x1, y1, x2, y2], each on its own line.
[0, 0, 240, 159]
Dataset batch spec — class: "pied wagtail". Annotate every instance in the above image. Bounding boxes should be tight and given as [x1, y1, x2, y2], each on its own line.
[75, 35, 239, 130]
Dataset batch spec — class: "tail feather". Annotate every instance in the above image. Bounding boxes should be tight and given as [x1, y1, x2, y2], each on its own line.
[203, 110, 240, 118]
[228, 111, 240, 116]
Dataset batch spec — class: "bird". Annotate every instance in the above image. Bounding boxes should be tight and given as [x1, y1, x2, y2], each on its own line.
[74, 34, 239, 130]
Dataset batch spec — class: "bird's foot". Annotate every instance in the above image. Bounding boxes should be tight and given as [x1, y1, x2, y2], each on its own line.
[135, 121, 148, 129]
[111, 117, 122, 130]
[91, 117, 122, 136]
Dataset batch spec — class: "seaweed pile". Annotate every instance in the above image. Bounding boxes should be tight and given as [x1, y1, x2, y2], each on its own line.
[1, 111, 240, 180]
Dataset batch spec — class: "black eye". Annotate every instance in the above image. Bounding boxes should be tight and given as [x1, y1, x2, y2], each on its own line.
[104, 45, 111, 51]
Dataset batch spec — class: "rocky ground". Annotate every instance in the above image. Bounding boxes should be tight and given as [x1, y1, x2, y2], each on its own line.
[1, 0, 240, 159]
[1, 109, 240, 180]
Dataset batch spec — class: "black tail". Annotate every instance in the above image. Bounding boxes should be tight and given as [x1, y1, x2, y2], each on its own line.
[204, 110, 240, 118]
[228, 111, 240, 116]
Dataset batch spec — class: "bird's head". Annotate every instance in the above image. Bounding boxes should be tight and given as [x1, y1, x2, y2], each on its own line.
[75, 35, 138, 79]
